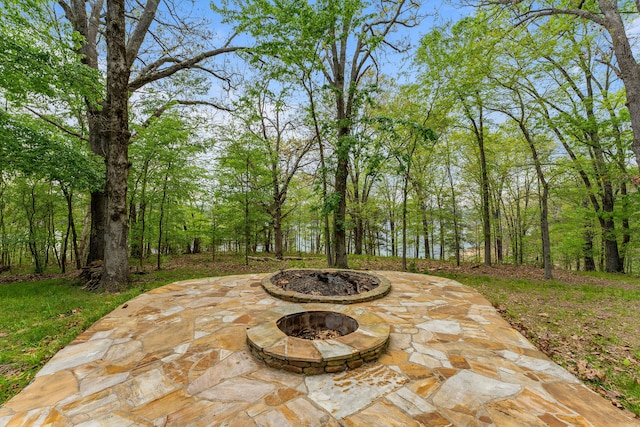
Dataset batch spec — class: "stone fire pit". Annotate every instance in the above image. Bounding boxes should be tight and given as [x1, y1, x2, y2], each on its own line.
[261, 269, 391, 304]
[246, 304, 389, 375]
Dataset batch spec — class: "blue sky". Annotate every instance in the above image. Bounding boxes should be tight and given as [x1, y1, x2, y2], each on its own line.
[189, 0, 471, 86]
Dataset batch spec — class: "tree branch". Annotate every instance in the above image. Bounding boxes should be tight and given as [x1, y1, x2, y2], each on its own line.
[139, 99, 234, 130]
[128, 46, 245, 91]
[517, 7, 605, 27]
[126, 0, 162, 68]
[26, 107, 89, 142]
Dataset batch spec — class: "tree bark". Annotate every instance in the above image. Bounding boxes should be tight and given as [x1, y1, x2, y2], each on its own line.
[401, 173, 409, 270]
[412, 180, 431, 260]
[59, 0, 106, 266]
[157, 166, 170, 270]
[61, 187, 80, 272]
[493, 206, 503, 263]
[583, 199, 596, 271]
[101, 0, 131, 291]
[302, 72, 332, 266]
[512, 108, 553, 279]
[421, 207, 431, 260]
[24, 185, 44, 274]
[333, 148, 349, 268]
[273, 203, 284, 260]
[446, 145, 461, 267]
[390, 216, 396, 257]
[59, 0, 242, 290]
[465, 100, 492, 266]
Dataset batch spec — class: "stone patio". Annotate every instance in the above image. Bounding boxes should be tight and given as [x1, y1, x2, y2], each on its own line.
[1, 271, 637, 426]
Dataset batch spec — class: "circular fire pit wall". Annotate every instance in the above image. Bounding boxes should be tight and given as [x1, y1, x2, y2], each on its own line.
[261, 269, 391, 304]
[246, 306, 390, 375]
[277, 311, 358, 340]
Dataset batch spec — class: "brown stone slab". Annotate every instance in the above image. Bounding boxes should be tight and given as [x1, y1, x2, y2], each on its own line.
[4, 371, 77, 412]
[543, 382, 637, 426]
[334, 330, 387, 352]
[284, 337, 323, 362]
[343, 400, 422, 427]
[131, 389, 194, 421]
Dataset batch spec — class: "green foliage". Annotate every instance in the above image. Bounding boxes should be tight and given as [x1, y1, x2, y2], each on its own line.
[0, 0, 101, 103]
[128, 111, 209, 259]
[0, 111, 104, 191]
[212, 129, 272, 250]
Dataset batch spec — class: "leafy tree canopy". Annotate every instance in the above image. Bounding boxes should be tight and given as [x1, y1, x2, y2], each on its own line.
[0, 0, 101, 103]
[0, 110, 103, 190]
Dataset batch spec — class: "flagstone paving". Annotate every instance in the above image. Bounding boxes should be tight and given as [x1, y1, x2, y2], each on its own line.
[1, 271, 638, 426]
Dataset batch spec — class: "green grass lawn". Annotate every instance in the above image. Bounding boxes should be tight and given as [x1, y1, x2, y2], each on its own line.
[1, 254, 639, 417]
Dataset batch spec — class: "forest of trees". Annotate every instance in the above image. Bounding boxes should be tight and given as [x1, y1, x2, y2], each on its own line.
[2, 0, 640, 290]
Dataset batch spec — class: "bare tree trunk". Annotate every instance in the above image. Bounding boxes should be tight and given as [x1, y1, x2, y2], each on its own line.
[0, 177, 8, 268]
[390, 217, 396, 257]
[333, 126, 349, 268]
[129, 201, 139, 258]
[539, 184, 552, 279]
[303, 74, 332, 266]
[493, 206, 503, 263]
[244, 159, 250, 266]
[23, 185, 44, 274]
[401, 174, 409, 270]
[354, 216, 364, 255]
[157, 165, 170, 270]
[78, 205, 91, 266]
[479, 131, 492, 266]
[71, 219, 80, 269]
[101, 0, 131, 291]
[437, 194, 445, 260]
[61, 0, 107, 266]
[421, 208, 430, 260]
[582, 199, 596, 271]
[273, 204, 284, 260]
[86, 190, 105, 264]
[446, 147, 461, 267]
[516, 120, 552, 279]
[461, 96, 491, 265]
[61, 187, 79, 273]
[620, 182, 631, 270]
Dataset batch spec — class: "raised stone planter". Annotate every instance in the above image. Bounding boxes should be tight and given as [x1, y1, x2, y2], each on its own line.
[261, 269, 391, 304]
[246, 304, 390, 375]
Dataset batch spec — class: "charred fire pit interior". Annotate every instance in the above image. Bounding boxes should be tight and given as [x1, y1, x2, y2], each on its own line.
[261, 269, 391, 304]
[276, 310, 359, 340]
[274, 270, 379, 296]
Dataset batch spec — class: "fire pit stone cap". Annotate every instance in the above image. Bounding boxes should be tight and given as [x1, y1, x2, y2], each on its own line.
[246, 304, 390, 372]
[261, 269, 391, 304]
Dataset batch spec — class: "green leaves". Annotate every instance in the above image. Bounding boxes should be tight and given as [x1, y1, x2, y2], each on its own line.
[0, 1, 101, 104]
[0, 110, 103, 191]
